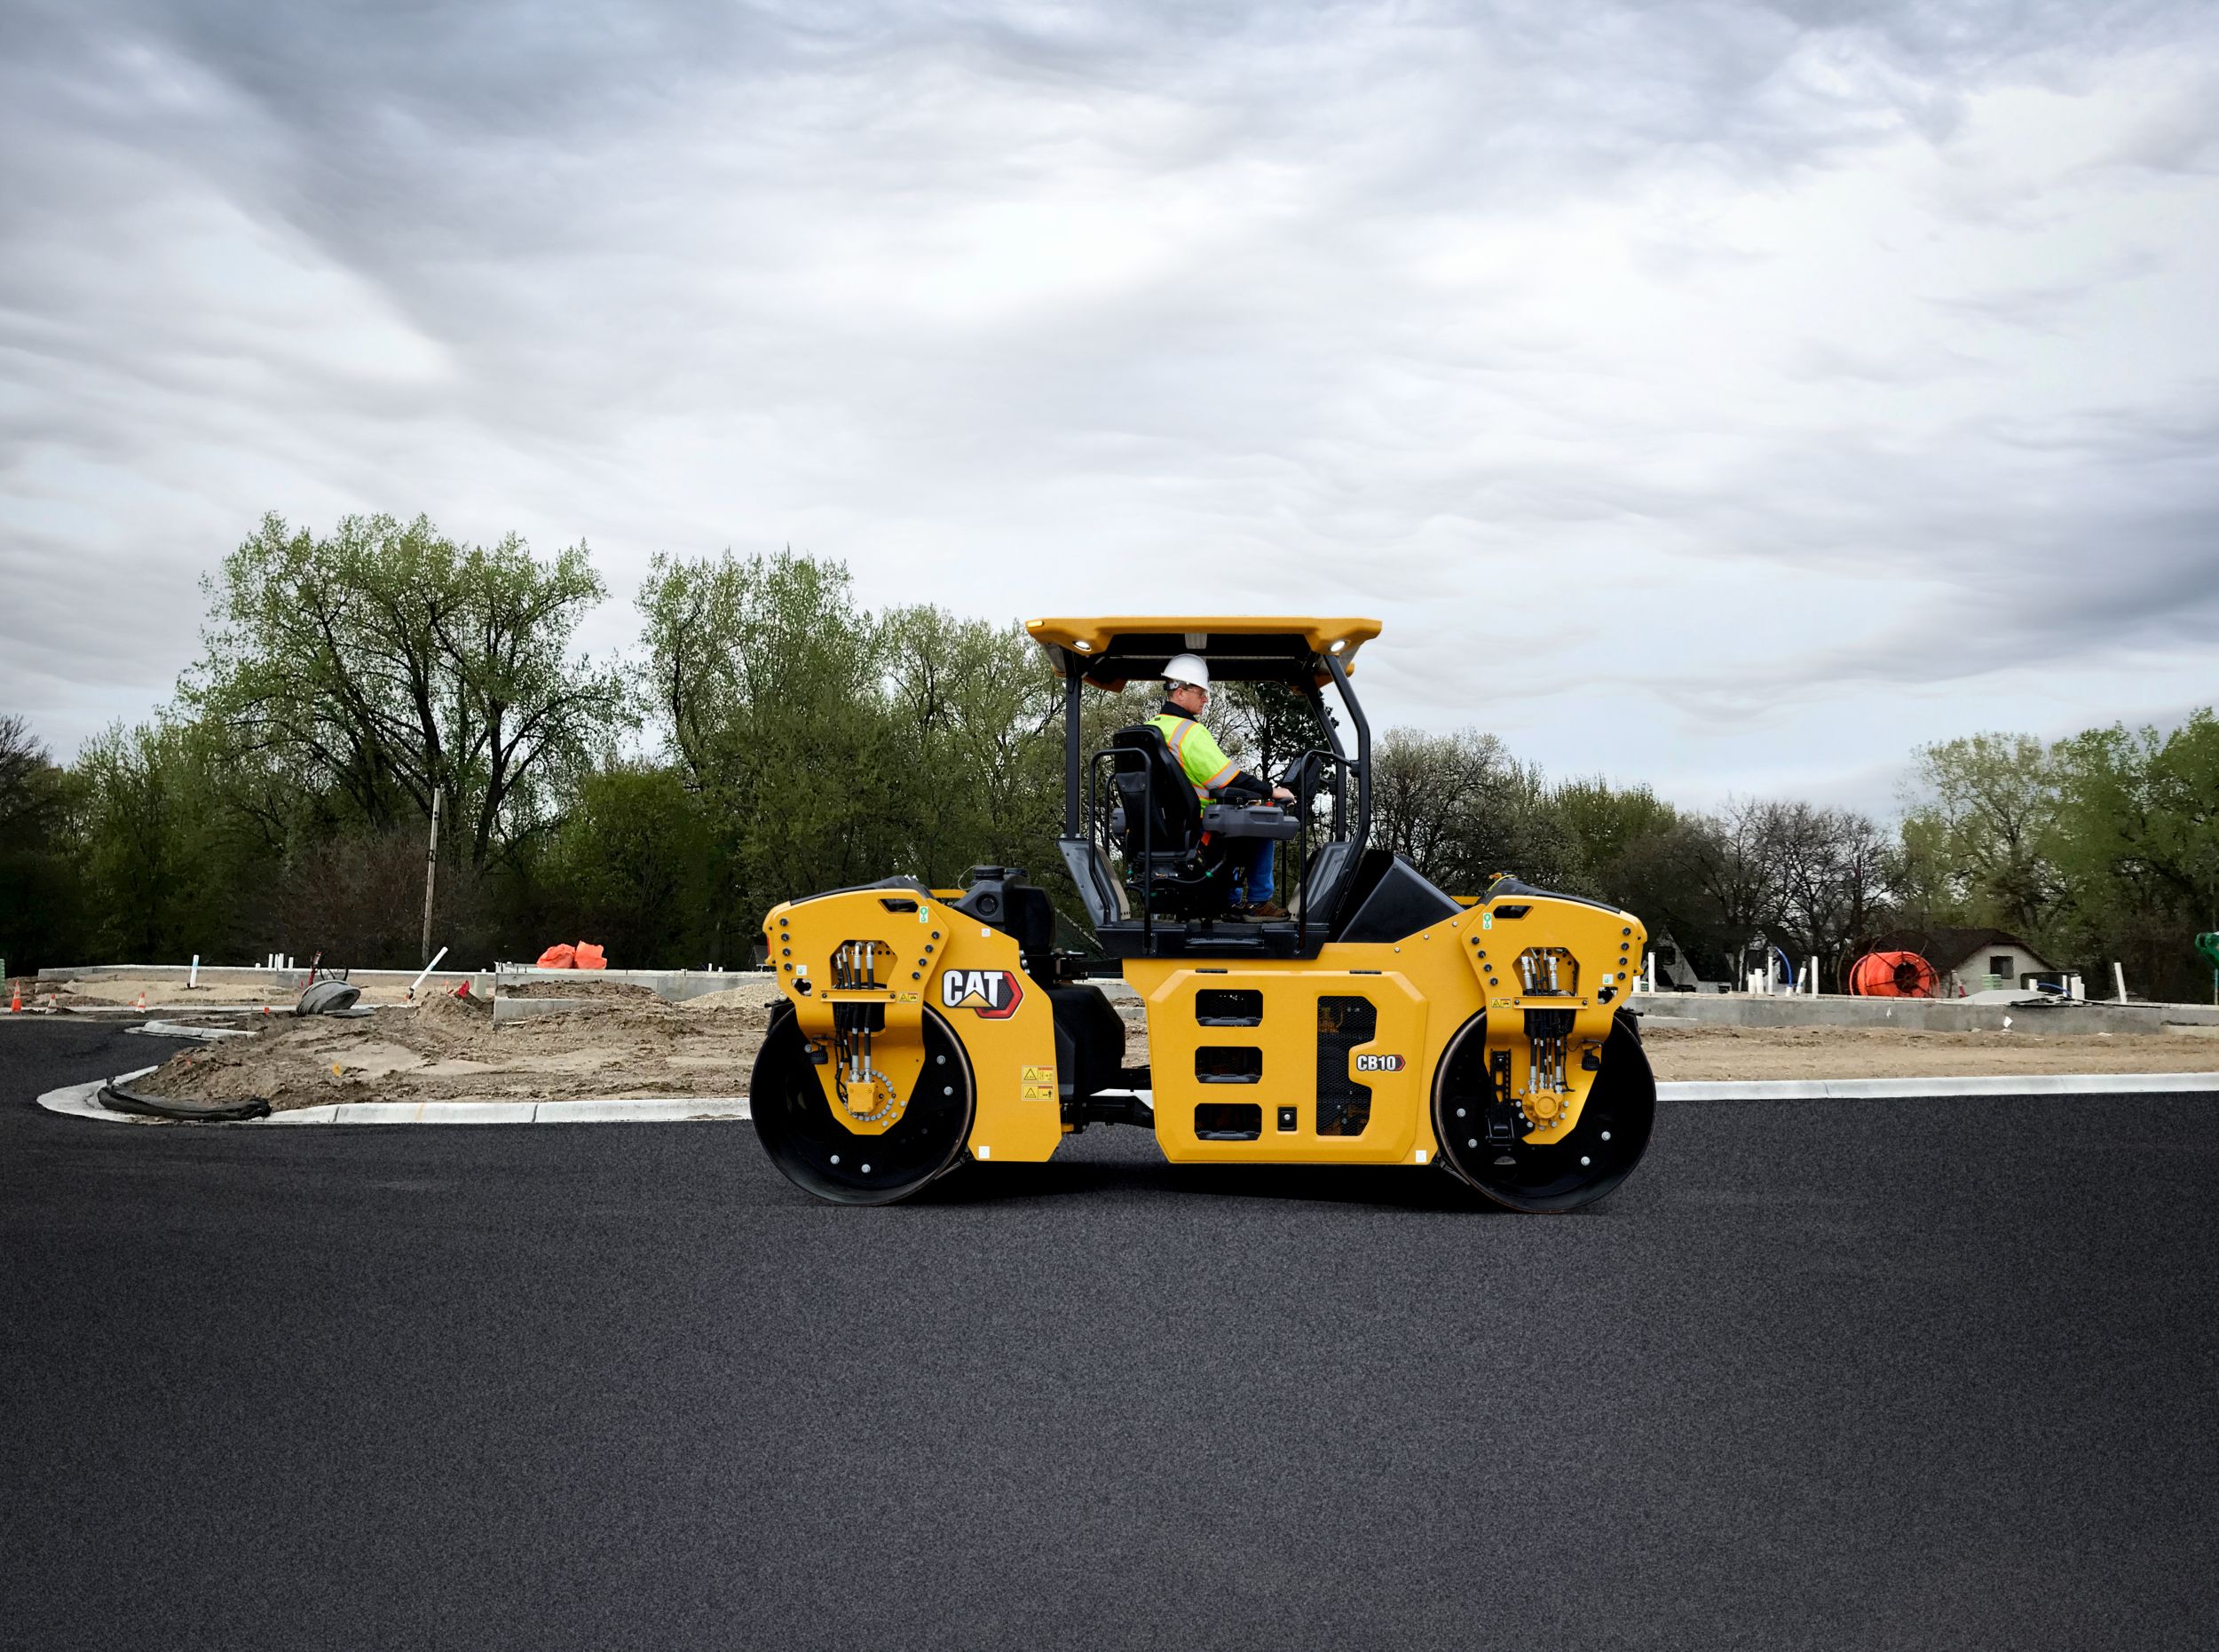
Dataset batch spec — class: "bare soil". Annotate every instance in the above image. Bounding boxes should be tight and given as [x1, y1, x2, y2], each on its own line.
[499, 979, 658, 1000]
[119, 993, 2219, 1111]
[37, 968, 462, 1009]
[1640, 1022, 2219, 1082]
[40, 966, 755, 1011]
[133, 991, 773, 1110]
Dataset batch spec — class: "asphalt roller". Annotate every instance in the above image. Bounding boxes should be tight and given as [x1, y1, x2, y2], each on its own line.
[752, 617, 1656, 1212]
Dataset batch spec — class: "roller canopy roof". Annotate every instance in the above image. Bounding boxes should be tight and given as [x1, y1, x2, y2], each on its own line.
[1025, 616, 1382, 688]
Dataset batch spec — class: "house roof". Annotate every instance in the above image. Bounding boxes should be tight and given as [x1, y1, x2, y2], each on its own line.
[1866, 925, 2061, 974]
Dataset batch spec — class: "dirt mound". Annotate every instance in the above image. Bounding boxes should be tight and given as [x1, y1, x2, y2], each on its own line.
[120, 1002, 2219, 1115]
[131, 992, 763, 1111]
[501, 979, 658, 1000]
[492, 997, 703, 1051]
[675, 988, 776, 1030]
[1639, 1022, 2219, 1081]
[404, 988, 495, 1052]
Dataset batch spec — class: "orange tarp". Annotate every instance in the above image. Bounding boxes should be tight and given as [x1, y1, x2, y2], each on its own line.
[533, 942, 606, 969]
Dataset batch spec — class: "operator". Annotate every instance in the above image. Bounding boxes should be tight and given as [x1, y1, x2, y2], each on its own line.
[1152, 653, 1296, 919]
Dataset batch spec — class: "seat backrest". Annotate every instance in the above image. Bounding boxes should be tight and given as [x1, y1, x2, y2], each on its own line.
[1109, 724, 1204, 860]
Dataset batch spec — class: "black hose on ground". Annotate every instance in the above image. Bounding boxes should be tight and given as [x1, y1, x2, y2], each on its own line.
[99, 1079, 272, 1122]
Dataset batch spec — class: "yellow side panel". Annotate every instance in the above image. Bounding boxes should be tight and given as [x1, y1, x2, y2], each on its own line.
[930, 914, 1064, 1163]
[1124, 928, 1484, 1167]
[1123, 894, 1643, 1163]
[1134, 962, 1434, 1164]
[1457, 897, 1646, 1142]
[765, 889, 1063, 1164]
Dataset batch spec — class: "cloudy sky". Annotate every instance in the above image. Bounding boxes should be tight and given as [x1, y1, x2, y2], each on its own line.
[4, 0, 2216, 810]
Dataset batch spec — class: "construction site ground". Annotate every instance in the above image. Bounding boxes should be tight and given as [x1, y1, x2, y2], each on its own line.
[91, 986, 2219, 1111]
[18, 968, 482, 1011]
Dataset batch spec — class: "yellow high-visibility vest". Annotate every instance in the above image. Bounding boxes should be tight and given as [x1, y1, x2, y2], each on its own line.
[1150, 714, 1239, 802]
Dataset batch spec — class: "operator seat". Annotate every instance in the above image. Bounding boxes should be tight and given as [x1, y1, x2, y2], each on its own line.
[1106, 725, 1301, 921]
[1107, 725, 1233, 918]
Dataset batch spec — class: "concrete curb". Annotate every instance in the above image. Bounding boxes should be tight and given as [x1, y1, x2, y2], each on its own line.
[1654, 1072, 2219, 1101]
[125, 1021, 259, 1042]
[34, 1071, 2219, 1127]
[36, 1079, 752, 1126]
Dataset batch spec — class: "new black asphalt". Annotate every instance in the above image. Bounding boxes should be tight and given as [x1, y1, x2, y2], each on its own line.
[4, 1019, 2215, 1650]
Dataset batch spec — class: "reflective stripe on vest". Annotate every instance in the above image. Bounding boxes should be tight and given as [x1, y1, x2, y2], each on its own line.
[1151, 715, 1237, 801]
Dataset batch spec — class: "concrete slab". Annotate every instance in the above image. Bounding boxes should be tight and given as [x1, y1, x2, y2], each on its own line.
[1656, 1079, 1835, 1102]
[534, 1099, 751, 1123]
[1628, 992, 2219, 1033]
[491, 996, 592, 1024]
[36, 963, 498, 997]
[1656, 1071, 2219, 1102]
[34, 1080, 148, 1121]
[417, 1101, 541, 1125]
[126, 1021, 258, 1041]
[491, 968, 778, 1004]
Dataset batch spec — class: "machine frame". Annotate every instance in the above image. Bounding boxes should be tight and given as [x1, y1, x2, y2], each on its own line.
[753, 617, 1655, 1212]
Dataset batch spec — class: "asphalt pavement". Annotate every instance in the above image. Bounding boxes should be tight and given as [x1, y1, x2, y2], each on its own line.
[4, 1019, 2216, 1651]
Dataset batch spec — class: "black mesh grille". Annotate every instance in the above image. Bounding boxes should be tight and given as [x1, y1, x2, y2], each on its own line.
[1315, 995, 1377, 1136]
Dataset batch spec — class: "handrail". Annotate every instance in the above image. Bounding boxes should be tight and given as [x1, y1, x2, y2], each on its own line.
[1062, 649, 1084, 837]
[1316, 651, 1370, 924]
[1085, 734, 1354, 947]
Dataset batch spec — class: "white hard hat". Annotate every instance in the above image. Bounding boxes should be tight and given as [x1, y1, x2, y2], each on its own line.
[1164, 652, 1211, 691]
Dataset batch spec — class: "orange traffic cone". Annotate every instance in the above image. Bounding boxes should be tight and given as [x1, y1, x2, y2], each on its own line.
[134, 989, 147, 1011]
[8, 984, 20, 1014]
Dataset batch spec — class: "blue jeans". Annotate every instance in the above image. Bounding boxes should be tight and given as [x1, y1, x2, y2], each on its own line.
[1239, 838, 1275, 905]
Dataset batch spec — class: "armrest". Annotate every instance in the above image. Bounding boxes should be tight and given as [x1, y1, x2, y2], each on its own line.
[1201, 803, 1301, 841]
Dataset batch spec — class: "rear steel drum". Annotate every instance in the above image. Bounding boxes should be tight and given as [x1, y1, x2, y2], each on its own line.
[1433, 1010, 1655, 1213]
[751, 1004, 975, 1206]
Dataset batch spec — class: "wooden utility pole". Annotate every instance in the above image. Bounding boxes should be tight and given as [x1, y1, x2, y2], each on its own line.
[421, 789, 442, 968]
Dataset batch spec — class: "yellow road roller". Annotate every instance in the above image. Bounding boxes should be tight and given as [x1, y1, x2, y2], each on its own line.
[751, 617, 1656, 1211]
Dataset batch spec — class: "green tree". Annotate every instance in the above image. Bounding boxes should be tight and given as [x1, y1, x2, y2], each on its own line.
[1212, 680, 1326, 787]
[75, 718, 247, 960]
[1369, 728, 1580, 893]
[1551, 777, 1678, 897]
[1767, 802, 1894, 987]
[640, 548, 899, 952]
[535, 762, 715, 967]
[1899, 733, 2062, 945]
[879, 606, 1063, 885]
[2049, 713, 2219, 1001]
[190, 513, 627, 867]
[0, 715, 88, 975]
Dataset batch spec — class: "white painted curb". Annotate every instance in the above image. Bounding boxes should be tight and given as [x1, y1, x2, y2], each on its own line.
[1654, 1072, 2219, 1101]
[33, 1071, 2219, 1126]
[126, 1021, 259, 1042]
[35, 1078, 751, 1126]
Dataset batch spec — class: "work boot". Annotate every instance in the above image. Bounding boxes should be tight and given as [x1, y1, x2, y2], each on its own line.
[1247, 901, 1290, 921]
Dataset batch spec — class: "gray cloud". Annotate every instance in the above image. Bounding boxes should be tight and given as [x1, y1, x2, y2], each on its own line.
[4, 0, 2217, 810]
